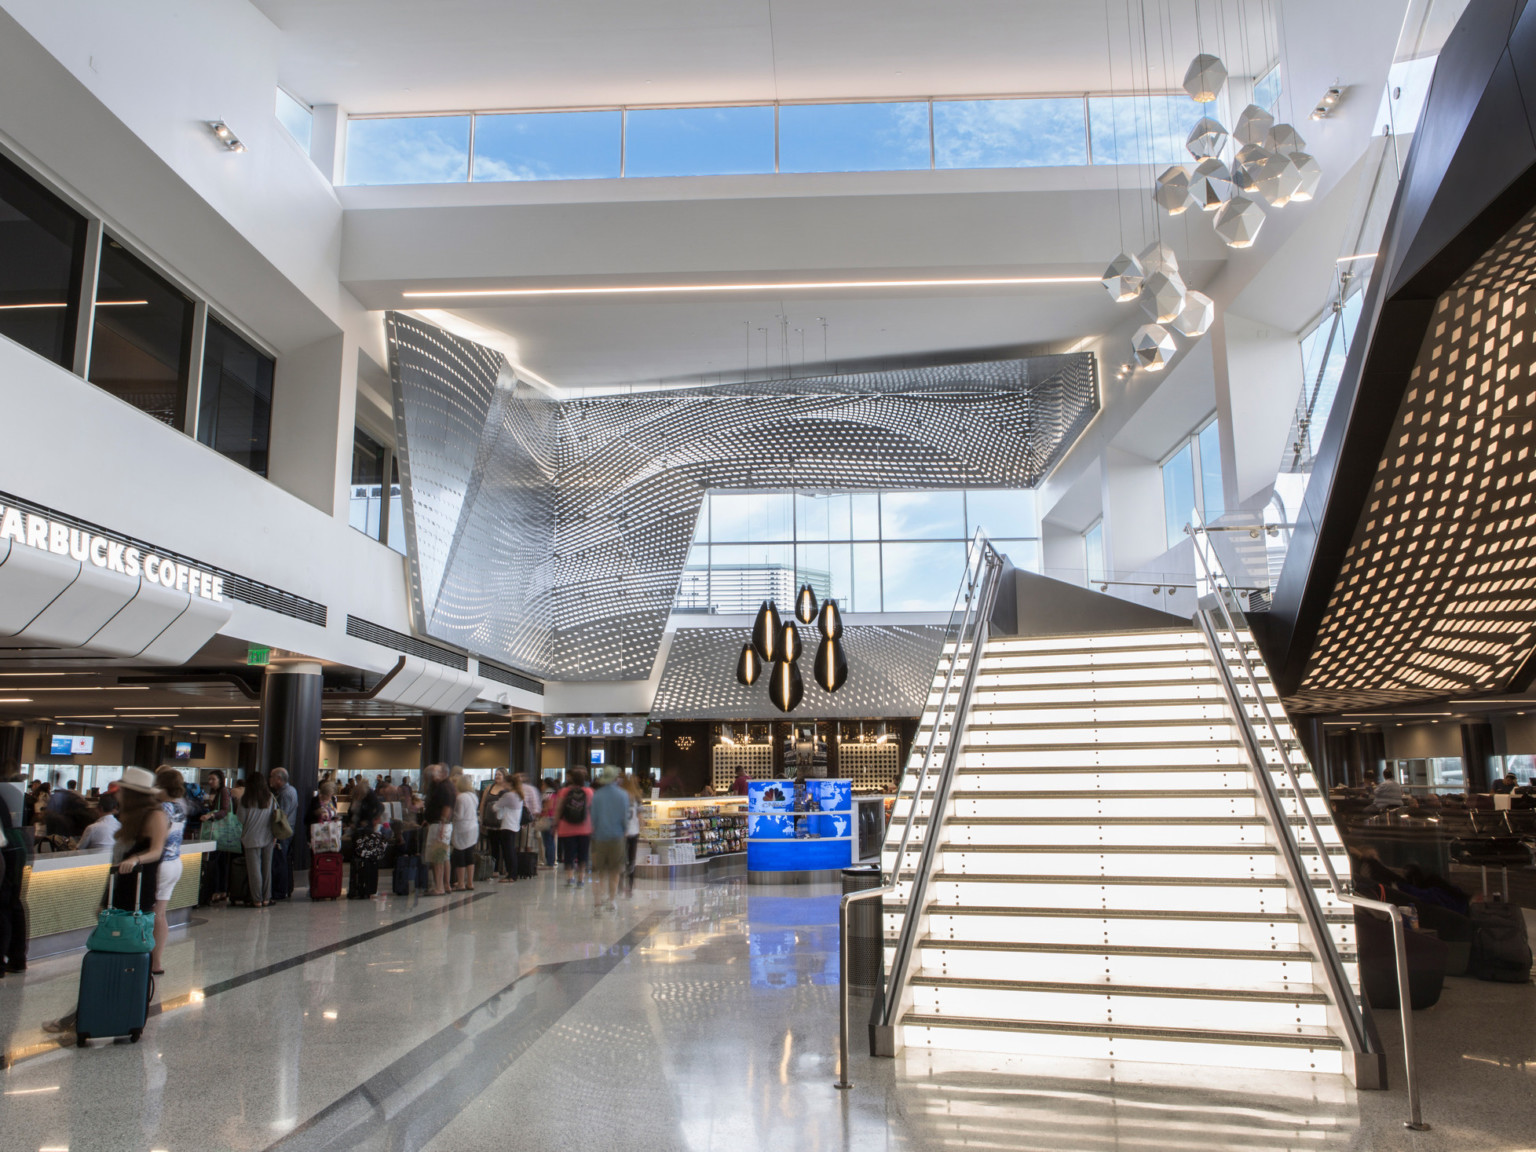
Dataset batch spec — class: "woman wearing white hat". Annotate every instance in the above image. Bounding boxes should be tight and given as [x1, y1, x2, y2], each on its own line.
[114, 767, 171, 974]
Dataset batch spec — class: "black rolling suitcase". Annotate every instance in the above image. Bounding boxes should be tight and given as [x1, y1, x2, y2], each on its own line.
[229, 853, 252, 905]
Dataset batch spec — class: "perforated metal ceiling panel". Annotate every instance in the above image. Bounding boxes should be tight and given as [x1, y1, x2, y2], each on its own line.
[1292, 207, 1536, 712]
[650, 624, 948, 719]
[389, 313, 1096, 680]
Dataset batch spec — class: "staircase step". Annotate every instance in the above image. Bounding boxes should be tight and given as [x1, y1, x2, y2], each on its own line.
[885, 906, 1357, 956]
[897, 1014, 1346, 1074]
[908, 874, 1345, 916]
[908, 976, 1333, 1032]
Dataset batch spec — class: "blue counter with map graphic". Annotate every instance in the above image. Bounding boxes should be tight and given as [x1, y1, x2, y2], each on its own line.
[747, 779, 853, 882]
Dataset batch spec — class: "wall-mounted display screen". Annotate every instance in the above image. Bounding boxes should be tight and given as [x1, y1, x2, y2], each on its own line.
[590, 749, 606, 766]
[173, 742, 207, 761]
[49, 735, 94, 755]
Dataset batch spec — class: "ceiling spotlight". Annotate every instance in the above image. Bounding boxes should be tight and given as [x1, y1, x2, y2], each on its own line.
[207, 120, 247, 153]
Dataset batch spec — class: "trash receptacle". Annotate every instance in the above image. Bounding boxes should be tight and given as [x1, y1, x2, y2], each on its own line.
[841, 865, 884, 995]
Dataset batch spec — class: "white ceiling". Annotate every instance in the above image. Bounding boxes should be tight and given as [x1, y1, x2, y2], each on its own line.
[254, 0, 1280, 113]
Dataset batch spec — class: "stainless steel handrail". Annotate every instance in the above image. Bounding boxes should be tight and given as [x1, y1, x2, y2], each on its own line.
[878, 542, 1004, 1025]
[1190, 513, 1428, 1130]
[834, 531, 1003, 1089]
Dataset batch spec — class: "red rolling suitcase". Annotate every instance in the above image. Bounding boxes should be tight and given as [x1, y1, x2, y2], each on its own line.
[309, 851, 343, 900]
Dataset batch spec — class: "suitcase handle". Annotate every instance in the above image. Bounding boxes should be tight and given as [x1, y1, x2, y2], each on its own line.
[112, 865, 144, 908]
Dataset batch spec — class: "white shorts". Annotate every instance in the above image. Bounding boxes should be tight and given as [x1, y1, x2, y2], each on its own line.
[156, 856, 184, 902]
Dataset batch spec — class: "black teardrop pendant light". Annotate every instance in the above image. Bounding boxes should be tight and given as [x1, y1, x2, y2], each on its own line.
[795, 583, 819, 625]
[816, 598, 843, 640]
[780, 620, 803, 663]
[768, 658, 804, 712]
[814, 635, 849, 693]
[751, 600, 782, 662]
[736, 642, 761, 686]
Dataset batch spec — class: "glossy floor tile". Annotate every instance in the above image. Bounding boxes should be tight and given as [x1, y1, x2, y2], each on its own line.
[1, 878, 1533, 1152]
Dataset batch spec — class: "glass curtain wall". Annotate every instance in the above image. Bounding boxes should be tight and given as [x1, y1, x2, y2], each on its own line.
[0, 149, 280, 480]
[0, 152, 87, 367]
[678, 489, 1037, 614]
[344, 92, 1212, 185]
[1161, 416, 1225, 549]
[198, 317, 275, 475]
[88, 238, 194, 428]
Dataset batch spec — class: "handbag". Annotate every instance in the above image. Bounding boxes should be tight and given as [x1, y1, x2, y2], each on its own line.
[271, 804, 294, 842]
[202, 811, 243, 854]
[87, 871, 155, 954]
[310, 819, 343, 854]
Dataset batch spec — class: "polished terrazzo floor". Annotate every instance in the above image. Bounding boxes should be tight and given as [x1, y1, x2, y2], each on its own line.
[1, 873, 1534, 1152]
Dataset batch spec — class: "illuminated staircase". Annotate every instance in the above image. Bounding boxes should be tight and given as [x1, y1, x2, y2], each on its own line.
[883, 628, 1360, 1077]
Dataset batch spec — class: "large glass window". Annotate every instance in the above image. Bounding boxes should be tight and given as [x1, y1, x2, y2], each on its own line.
[88, 238, 193, 428]
[1085, 520, 1105, 584]
[778, 102, 931, 173]
[935, 98, 1087, 168]
[345, 116, 471, 185]
[1161, 442, 1197, 550]
[1088, 93, 1196, 167]
[0, 152, 87, 368]
[276, 89, 313, 152]
[879, 491, 965, 540]
[679, 489, 1039, 614]
[350, 427, 388, 540]
[1252, 65, 1282, 112]
[1161, 416, 1225, 548]
[197, 317, 274, 476]
[472, 110, 622, 182]
[625, 106, 775, 177]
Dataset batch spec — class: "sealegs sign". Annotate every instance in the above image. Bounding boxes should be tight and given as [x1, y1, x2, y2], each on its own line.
[0, 502, 226, 603]
[548, 717, 643, 737]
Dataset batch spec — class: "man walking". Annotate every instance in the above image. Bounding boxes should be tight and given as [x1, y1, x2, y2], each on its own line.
[589, 768, 627, 915]
[269, 767, 300, 900]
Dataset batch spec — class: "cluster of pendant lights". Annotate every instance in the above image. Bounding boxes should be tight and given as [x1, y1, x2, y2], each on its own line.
[1104, 52, 1320, 372]
[736, 585, 848, 712]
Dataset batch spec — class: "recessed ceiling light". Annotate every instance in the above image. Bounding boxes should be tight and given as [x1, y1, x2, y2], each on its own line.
[402, 274, 1101, 301]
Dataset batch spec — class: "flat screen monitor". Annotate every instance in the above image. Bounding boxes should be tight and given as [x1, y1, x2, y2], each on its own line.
[174, 741, 192, 760]
[590, 749, 605, 766]
[49, 735, 93, 756]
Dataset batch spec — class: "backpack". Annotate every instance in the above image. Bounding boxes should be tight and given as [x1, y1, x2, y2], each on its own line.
[559, 787, 588, 825]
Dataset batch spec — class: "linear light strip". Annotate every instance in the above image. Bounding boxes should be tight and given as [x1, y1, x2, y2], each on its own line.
[0, 299, 148, 310]
[402, 275, 1101, 300]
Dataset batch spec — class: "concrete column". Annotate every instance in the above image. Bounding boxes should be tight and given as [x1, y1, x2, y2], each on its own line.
[266, 332, 359, 517]
[1218, 312, 1307, 508]
[258, 661, 323, 815]
[309, 104, 348, 185]
[131, 731, 167, 770]
[421, 713, 465, 785]
[1100, 446, 1166, 577]
[0, 724, 24, 778]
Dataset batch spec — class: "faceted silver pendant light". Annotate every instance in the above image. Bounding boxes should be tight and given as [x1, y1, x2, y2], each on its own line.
[1255, 153, 1304, 207]
[1182, 53, 1227, 102]
[1213, 195, 1266, 248]
[1137, 240, 1179, 277]
[1139, 268, 1187, 323]
[1288, 151, 1321, 201]
[1265, 123, 1306, 154]
[1186, 116, 1228, 160]
[1153, 165, 1192, 214]
[1233, 104, 1276, 147]
[1131, 323, 1177, 371]
[1189, 157, 1232, 211]
[1230, 143, 1273, 194]
[1102, 252, 1145, 302]
[1171, 290, 1215, 338]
